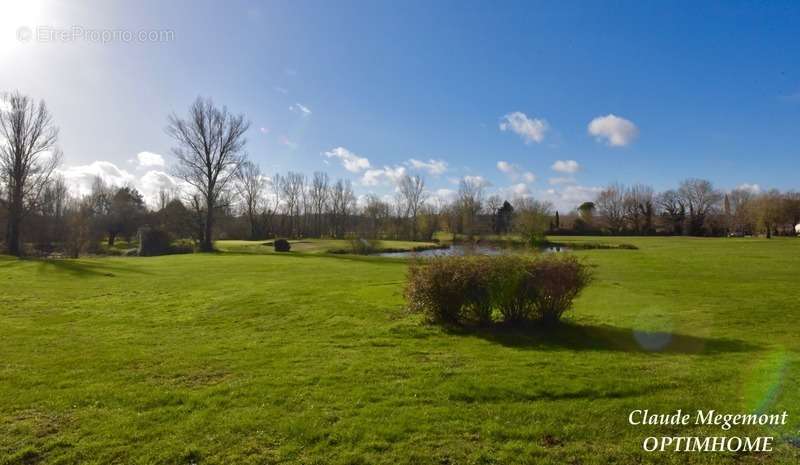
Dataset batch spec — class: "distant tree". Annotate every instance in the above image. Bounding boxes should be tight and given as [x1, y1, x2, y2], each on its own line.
[398, 174, 427, 240]
[755, 190, 784, 238]
[158, 198, 195, 241]
[494, 200, 514, 234]
[108, 186, 146, 244]
[623, 184, 655, 234]
[554, 211, 560, 229]
[677, 178, 721, 236]
[513, 198, 553, 244]
[457, 178, 484, 237]
[595, 183, 626, 234]
[727, 188, 756, 235]
[0, 91, 62, 256]
[235, 161, 266, 240]
[329, 179, 355, 238]
[657, 190, 686, 235]
[167, 97, 250, 251]
[310, 172, 330, 237]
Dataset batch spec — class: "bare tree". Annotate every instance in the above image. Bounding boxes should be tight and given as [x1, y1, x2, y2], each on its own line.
[657, 189, 686, 235]
[280, 171, 306, 237]
[457, 177, 484, 237]
[167, 97, 250, 251]
[235, 160, 266, 239]
[329, 179, 355, 238]
[309, 172, 330, 237]
[623, 184, 655, 234]
[398, 174, 427, 240]
[513, 197, 553, 243]
[595, 183, 626, 234]
[0, 91, 62, 255]
[677, 178, 721, 236]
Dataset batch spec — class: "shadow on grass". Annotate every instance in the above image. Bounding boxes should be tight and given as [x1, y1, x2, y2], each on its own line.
[32, 258, 152, 278]
[446, 321, 756, 355]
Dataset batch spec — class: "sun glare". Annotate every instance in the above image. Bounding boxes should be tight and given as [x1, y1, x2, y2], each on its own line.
[0, 0, 44, 55]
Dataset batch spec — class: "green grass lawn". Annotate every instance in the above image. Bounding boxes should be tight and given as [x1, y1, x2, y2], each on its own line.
[1, 237, 799, 464]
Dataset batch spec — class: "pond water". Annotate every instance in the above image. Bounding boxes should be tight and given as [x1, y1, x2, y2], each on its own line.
[377, 244, 569, 258]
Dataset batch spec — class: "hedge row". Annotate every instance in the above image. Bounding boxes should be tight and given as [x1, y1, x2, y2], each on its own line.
[405, 254, 591, 325]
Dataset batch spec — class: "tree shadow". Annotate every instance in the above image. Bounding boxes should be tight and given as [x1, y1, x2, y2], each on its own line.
[32, 258, 152, 278]
[446, 321, 757, 355]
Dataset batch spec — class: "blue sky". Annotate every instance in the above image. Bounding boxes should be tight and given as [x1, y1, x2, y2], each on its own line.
[1, 0, 798, 209]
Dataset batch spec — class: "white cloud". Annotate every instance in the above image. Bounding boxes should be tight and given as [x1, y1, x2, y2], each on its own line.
[497, 160, 515, 174]
[273, 86, 288, 94]
[324, 147, 370, 172]
[497, 160, 536, 183]
[551, 159, 581, 174]
[509, 183, 530, 197]
[289, 103, 312, 116]
[539, 185, 603, 212]
[407, 158, 447, 175]
[138, 170, 180, 205]
[462, 175, 491, 188]
[136, 151, 165, 168]
[548, 176, 576, 185]
[59, 161, 135, 196]
[361, 165, 407, 186]
[588, 114, 639, 147]
[736, 183, 761, 194]
[499, 111, 548, 144]
[428, 188, 457, 205]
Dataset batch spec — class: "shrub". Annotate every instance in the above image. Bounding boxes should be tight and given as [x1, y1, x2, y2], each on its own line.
[488, 256, 539, 324]
[405, 257, 470, 323]
[405, 254, 591, 326]
[138, 227, 173, 256]
[274, 238, 291, 252]
[528, 255, 592, 324]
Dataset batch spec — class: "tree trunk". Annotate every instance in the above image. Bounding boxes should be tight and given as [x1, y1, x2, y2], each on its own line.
[202, 199, 214, 252]
[108, 232, 116, 247]
[6, 189, 23, 256]
[6, 209, 21, 256]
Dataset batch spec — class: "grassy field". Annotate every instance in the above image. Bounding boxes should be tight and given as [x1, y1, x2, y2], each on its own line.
[1, 237, 798, 464]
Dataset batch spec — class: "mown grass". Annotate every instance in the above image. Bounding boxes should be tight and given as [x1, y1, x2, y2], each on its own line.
[1, 237, 799, 464]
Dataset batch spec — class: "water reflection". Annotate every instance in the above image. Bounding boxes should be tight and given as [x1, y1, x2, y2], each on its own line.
[378, 244, 569, 257]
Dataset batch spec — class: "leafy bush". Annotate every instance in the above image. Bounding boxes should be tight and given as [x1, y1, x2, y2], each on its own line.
[405, 254, 591, 326]
[274, 238, 291, 252]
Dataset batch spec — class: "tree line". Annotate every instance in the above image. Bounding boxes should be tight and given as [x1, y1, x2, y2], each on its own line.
[1, 91, 798, 257]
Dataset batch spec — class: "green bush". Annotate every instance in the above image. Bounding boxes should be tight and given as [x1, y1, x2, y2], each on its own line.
[405, 254, 591, 326]
[274, 238, 291, 252]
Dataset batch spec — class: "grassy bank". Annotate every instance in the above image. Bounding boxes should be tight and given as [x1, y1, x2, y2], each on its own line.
[1, 237, 798, 464]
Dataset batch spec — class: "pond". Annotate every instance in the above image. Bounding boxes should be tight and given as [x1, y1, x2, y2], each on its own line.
[377, 244, 569, 258]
